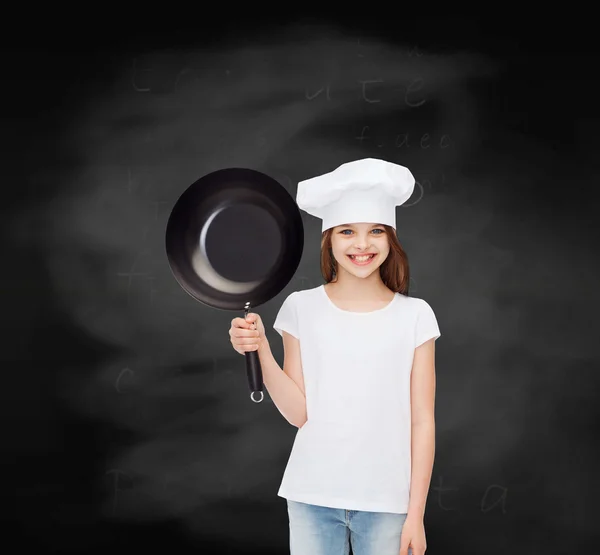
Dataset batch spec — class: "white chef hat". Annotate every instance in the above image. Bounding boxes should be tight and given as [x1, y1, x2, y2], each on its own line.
[296, 158, 415, 232]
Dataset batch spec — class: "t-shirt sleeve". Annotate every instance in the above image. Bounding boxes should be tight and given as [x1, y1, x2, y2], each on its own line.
[415, 299, 441, 347]
[273, 292, 299, 339]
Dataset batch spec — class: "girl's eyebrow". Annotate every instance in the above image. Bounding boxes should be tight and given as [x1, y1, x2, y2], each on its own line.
[340, 224, 383, 228]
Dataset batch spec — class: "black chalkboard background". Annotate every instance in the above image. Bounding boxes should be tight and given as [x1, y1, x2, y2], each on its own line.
[3, 12, 599, 555]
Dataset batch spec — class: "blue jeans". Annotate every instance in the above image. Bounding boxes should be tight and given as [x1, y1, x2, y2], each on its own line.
[287, 500, 413, 555]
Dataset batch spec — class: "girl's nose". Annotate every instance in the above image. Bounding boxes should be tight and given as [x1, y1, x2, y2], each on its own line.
[354, 237, 371, 249]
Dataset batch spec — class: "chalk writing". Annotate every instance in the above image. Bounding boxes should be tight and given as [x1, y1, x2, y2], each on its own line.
[405, 181, 425, 207]
[404, 77, 426, 107]
[432, 475, 460, 511]
[359, 79, 383, 103]
[106, 468, 132, 516]
[305, 85, 331, 101]
[354, 127, 451, 149]
[430, 476, 510, 514]
[357, 38, 365, 58]
[131, 58, 151, 93]
[361, 78, 426, 105]
[106, 467, 509, 518]
[407, 277, 419, 294]
[115, 367, 135, 393]
[133, 44, 427, 95]
[116, 248, 154, 306]
[481, 484, 507, 514]
[305, 78, 427, 105]
[295, 275, 315, 289]
[149, 200, 170, 221]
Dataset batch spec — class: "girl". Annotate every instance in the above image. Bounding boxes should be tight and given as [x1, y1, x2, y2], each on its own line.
[228, 158, 441, 555]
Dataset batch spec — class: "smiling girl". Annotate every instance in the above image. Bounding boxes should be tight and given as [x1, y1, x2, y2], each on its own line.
[228, 158, 441, 555]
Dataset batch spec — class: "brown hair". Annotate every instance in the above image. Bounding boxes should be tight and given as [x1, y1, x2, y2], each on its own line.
[320, 225, 410, 295]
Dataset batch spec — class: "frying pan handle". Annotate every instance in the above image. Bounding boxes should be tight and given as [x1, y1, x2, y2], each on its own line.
[245, 350, 264, 403]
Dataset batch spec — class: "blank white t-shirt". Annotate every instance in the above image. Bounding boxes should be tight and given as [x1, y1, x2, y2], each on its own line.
[272, 284, 441, 514]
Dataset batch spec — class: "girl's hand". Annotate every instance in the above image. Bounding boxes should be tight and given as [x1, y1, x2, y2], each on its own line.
[229, 313, 266, 354]
[399, 516, 426, 555]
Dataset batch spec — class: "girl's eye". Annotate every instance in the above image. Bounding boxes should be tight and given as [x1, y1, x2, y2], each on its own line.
[340, 228, 384, 235]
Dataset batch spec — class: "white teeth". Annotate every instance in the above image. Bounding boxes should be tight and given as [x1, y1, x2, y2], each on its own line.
[350, 254, 374, 262]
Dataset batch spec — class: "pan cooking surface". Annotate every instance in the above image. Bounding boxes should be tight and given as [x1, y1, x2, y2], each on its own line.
[203, 203, 282, 283]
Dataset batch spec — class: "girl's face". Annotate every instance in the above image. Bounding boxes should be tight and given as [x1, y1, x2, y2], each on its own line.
[330, 222, 390, 279]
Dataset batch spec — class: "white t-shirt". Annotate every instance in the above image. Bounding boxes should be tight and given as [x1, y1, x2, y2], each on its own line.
[272, 284, 441, 514]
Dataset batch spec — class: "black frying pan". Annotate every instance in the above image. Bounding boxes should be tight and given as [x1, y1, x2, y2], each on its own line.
[165, 167, 304, 403]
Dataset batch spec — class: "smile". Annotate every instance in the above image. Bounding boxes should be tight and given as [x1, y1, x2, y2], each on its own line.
[347, 254, 376, 265]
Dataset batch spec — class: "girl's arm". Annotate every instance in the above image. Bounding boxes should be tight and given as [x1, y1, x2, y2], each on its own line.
[258, 333, 307, 428]
[407, 338, 437, 520]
